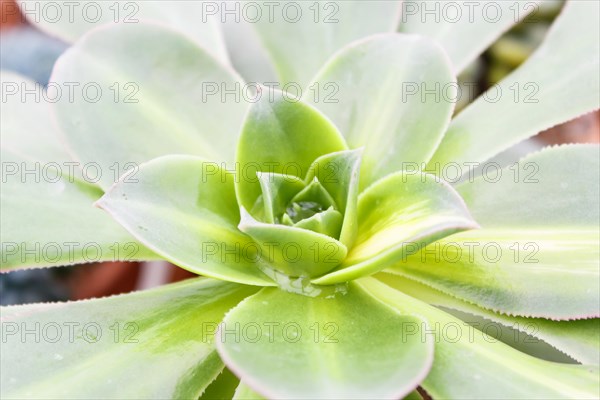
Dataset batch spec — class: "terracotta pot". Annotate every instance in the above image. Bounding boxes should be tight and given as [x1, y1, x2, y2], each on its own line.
[0, 0, 24, 29]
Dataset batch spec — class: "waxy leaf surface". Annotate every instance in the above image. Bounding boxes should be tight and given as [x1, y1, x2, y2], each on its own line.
[314, 172, 477, 285]
[307, 34, 456, 187]
[18, 0, 229, 63]
[97, 155, 273, 286]
[0, 278, 257, 399]
[52, 23, 247, 190]
[235, 89, 347, 212]
[251, 1, 402, 87]
[390, 145, 600, 319]
[380, 273, 600, 365]
[430, 1, 600, 170]
[400, 0, 541, 73]
[216, 284, 433, 399]
[362, 277, 600, 399]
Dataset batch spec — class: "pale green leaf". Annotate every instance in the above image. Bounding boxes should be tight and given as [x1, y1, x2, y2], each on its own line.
[388, 228, 599, 320]
[216, 284, 433, 399]
[18, 0, 229, 63]
[238, 207, 347, 278]
[235, 88, 347, 211]
[0, 71, 71, 165]
[1, 149, 158, 270]
[0, 278, 257, 399]
[293, 207, 343, 239]
[221, 18, 278, 84]
[0, 72, 157, 270]
[250, 1, 401, 87]
[457, 144, 599, 227]
[430, 1, 600, 170]
[305, 149, 362, 247]
[379, 273, 600, 365]
[399, 0, 541, 73]
[306, 33, 456, 188]
[313, 171, 477, 285]
[51, 23, 246, 190]
[233, 382, 265, 400]
[255, 173, 305, 223]
[391, 145, 600, 319]
[361, 277, 600, 400]
[96, 155, 274, 286]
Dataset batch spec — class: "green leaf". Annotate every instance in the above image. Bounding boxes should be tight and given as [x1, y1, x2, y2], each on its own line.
[235, 88, 347, 211]
[399, 1, 541, 73]
[388, 228, 599, 320]
[313, 171, 477, 285]
[238, 208, 347, 278]
[430, 1, 600, 170]
[18, 0, 229, 63]
[233, 382, 265, 400]
[221, 18, 278, 84]
[457, 144, 599, 228]
[250, 1, 402, 87]
[96, 155, 273, 286]
[0, 278, 257, 399]
[293, 207, 344, 239]
[0, 71, 71, 165]
[306, 34, 456, 188]
[289, 178, 338, 217]
[379, 273, 600, 365]
[51, 23, 247, 190]
[255, 173, 306, 223]
[1, 149, 158, 270]
[305, 149, 362, 247]
[216, 284, 433, 399]
[403, 390, 424, 400]
[361, 276, 600, 400]
[0, 72, 157, 270]
[199, 368, 240, 400]
[390, 145, 600, 319]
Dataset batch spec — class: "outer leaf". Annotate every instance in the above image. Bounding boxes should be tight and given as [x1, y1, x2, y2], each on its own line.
[216, 284, 433, 399]
[399, 0, 541, 73]
[51, 23, 247, 190]
[430, 1, 600, 170]
[457, 144, 599, 228]
[251, 1, 401, 87]
[0, 72, 157, 270]
[313, 172, 477, 285]
[306, 34, 456, 188]
[403, 390, 424, 400]
[362, 277, 600, 400]
[96, 155, 273, 286]
[379, 273, 600, 365]
[238, 208, 347, 278]
[199, 368, 240, 400]
[305, 149, 362, 247]
[389, 228, 599, 320]
[17, 0, 229, 63]
[235, 88, 347, 212]
[0, 278, 258, 399]
[221, 18, 278, 84]
[1, 149, 158, 270]
[0, 71, 71, 164]
[391, 145, 600, 319]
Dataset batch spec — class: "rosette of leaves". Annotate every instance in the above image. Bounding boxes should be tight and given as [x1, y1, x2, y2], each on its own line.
[1, 1, 599, 399]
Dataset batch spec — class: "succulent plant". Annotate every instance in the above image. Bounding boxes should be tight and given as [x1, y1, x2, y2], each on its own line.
[1, 1, 599, 399]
